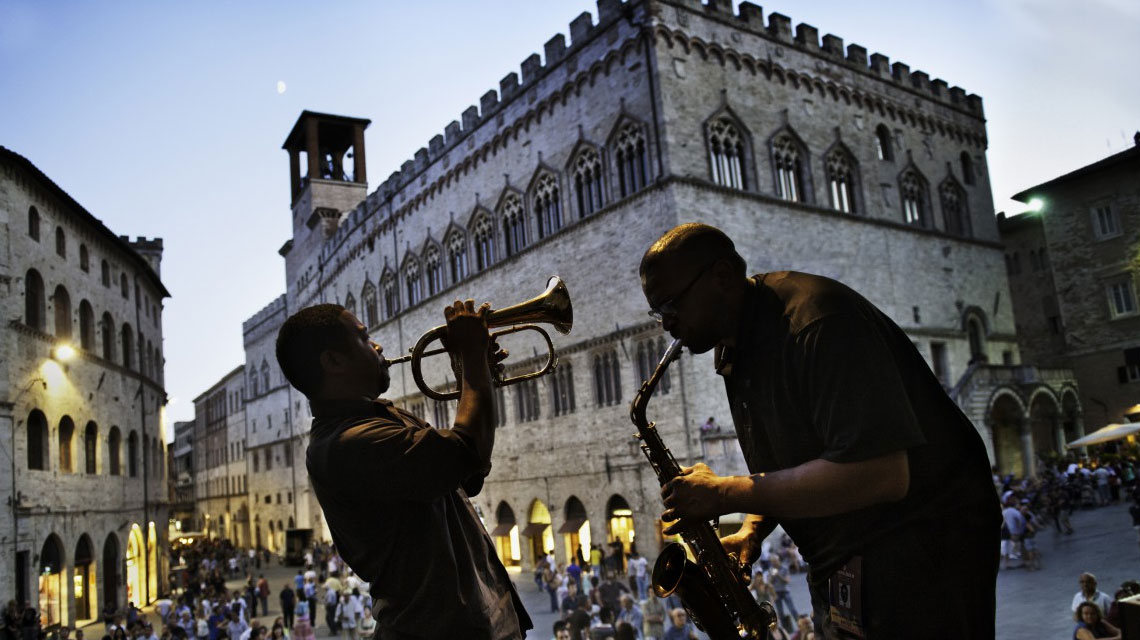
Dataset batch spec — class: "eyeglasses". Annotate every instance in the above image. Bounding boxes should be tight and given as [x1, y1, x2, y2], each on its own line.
[647, 261, 715, 322]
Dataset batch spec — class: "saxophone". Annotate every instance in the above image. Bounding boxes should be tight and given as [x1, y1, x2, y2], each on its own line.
[630, 338, 776, 639]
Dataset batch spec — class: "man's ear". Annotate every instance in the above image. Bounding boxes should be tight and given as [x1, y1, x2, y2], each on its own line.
[318, 349, 346, 375]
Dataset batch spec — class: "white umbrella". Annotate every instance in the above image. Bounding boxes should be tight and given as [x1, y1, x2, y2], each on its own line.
[1066, 423, 1140, 448]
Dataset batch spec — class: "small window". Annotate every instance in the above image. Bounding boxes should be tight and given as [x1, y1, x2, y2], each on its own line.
[120, 273, 129, 299]
[499, 193, 527, 258]
[55, 227, 66, 258]
[708, 117, 747, 190]
[471, 214, 495, 272]
[28, 207, 41, 241]
[613, 122, 648, 198]
[930, 342, 949, 386]
[960, 152, 975, 185]
[101, 261, 111, 287]
[571, 147, 605, 218]
[1091, 205, 1121, 240]
[447, 230, 469, 283]
[875, 125, 894, 161]
[514, 378, 541, 422]
[424, 245, 444, 296]
[825, 146, 857, 214]
[1123, 363, 1140, 383]
[80, 245, 89, 272]
[532, 173, 563, 239]
[772, 132, 807, 203]
[1108, 280, 1137, 318]
[404, 257, 423, 307]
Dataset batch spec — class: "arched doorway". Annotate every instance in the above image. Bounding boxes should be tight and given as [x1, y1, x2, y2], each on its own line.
[1061, 390, 1083, 449]
[990, 391, 1028, 478]
[125, 524, 144, 606]
[490, 502, 520, 567]
[607, 495, 636, 573]
[268, 521, 276, 552]
[39, 534, 66, 629]
[102, 534, 119, 611]
[73, 535, 96, 623]
[522, 500, 553, 568]
[964, 310, 988, 364]
[559, 496, 591, 565]
[146, 523, 158, 604]
[1028, 390, 1061, 459]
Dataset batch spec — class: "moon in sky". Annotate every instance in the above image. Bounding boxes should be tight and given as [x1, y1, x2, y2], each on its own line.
[276, 81, 287, 95]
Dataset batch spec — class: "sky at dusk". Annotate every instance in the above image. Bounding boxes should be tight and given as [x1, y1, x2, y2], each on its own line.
[1, 0, 1137, 427]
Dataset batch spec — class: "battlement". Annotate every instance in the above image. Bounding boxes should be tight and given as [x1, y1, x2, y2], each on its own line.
[242, 294, 288, 336]
[365, 0, 633, 213]
[666, 0, 983, 116]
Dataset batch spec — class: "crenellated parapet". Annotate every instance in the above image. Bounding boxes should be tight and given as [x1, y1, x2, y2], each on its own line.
[241, 294, 287, 337]
[661, 0, 984, 117]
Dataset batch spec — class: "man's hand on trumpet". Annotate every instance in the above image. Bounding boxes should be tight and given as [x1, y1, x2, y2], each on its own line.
[441, 299, 509, 383]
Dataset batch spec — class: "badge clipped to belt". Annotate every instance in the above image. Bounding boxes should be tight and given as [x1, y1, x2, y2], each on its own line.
[828, 556, 865, 639]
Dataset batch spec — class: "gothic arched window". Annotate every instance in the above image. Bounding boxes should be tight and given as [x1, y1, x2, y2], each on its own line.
[108, 426, 122, 476]
[940, 179, 971, 238]
[593, 349, 622, 407]
[25, 269, 45, 330]
[708, 117, 747, 190]
[875, 125, 894, 161]
[28, 207, 40, 241]
[635, 338, 671, 397]
[572, 147, 605, 218]
[27, 410, 47, 471]
[121, 322, 134, 369]
[404, 257, 423, 307]
[447, 230, 469, 283]
[771, 131, 808, 203]
[361, 281, 378, 327]
[343, 292, 357, 318]
[471, 213, 496, 271]
[532, 173, 562, 239]
[101, 312, 114, 361]
[960, 151, 975, 185]
[500, 193, 527, 257]
[424, 244, 444, 296]
[382, 270, 399, 319]
[79, 300, 95, 350]
[84, 421, 98, 474]
[825, 146, 858, 214]
[551, 361, 576, 416]
[899, 168, 928, 227]
[54, 285, 72, 338]
[613, 122, 648, 197]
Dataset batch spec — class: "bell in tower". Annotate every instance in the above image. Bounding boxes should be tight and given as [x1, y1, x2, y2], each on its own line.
[280, 111, 372, 281]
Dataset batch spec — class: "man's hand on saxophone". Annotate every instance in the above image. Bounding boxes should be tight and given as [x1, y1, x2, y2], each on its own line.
[660, 462, 731, 528]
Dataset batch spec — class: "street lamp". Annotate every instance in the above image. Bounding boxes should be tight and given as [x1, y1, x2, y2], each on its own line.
[51, 343, 76, 362]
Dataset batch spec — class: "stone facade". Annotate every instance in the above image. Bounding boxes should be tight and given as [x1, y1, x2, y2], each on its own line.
[1006, 138, 1140, 429]
[195, 0, 1068, 571]
[242, 295, 311, 551]
[0, 147, 170, 624]
[191, 366, 250, 546]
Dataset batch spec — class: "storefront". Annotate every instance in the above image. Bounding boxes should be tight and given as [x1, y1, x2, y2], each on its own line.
[38, 535, 66, 630]
[522, 500, 553, 569]
[607, 495, 636, 556]
[126, 525, 144, 606]
[73, 535, 96, 623]
[490, 502, 521, 568]
[559, 497, 590, 564]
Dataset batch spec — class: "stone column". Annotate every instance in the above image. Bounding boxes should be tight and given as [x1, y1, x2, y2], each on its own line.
[1019, 415, 1036, 478]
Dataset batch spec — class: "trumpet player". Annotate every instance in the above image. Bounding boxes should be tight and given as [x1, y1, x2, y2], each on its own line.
[639, 223, 999, 639]
[275, 301, 531, 639]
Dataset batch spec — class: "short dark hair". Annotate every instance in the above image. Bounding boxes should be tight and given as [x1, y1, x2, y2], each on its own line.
[275, 304, 352, 396]
[639, 222, 746, 279]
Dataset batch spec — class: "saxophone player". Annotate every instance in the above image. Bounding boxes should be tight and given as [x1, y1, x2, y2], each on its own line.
[639, 223, 999, 639]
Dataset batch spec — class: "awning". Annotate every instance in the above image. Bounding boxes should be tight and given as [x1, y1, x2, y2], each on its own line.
[1066, 423, 1140, 448]
[489, 523, 516, 537]
[557, 518, 586, 534]
[520, 522, 550, 537]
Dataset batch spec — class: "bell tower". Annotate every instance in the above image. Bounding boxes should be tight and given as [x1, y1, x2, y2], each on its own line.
[280, 110, 371, 277]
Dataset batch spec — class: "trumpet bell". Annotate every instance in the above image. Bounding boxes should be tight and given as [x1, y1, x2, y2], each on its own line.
[489, 275, 572, 335]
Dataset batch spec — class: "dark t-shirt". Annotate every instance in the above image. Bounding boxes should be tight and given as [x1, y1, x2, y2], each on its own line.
[306, 398, 531, 639]
[718, 272, 1000, 584]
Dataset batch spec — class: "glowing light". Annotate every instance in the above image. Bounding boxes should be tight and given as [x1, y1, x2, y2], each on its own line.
[1027, 198, 1044, 212]
[276, 80, 287, 95]
[52, 343, 76, 361]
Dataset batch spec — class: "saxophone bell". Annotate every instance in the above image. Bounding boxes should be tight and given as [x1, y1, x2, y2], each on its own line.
[653, 543, 746, 638]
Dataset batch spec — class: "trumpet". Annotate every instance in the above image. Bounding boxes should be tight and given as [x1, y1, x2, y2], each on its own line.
[384, 276, 573, 401]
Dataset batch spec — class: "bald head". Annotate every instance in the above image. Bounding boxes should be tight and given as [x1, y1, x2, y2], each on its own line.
[639, 223, 745, 279]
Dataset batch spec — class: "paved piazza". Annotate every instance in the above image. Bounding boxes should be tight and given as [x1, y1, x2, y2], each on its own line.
[92, 502, 1135, 639]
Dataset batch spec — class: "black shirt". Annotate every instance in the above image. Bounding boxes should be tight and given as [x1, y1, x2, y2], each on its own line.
[717, 272, 999, 584]
[306, 398, 531, 639]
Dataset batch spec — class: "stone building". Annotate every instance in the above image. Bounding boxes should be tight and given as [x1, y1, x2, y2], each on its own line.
[207, 0, 1078, 570]
[242, 295, 310, 552]
[1, 147, 170, 625]
[191, 366, 250, 546]
[1002, 135, 1140, 434]
[168, 420, 195, 537]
